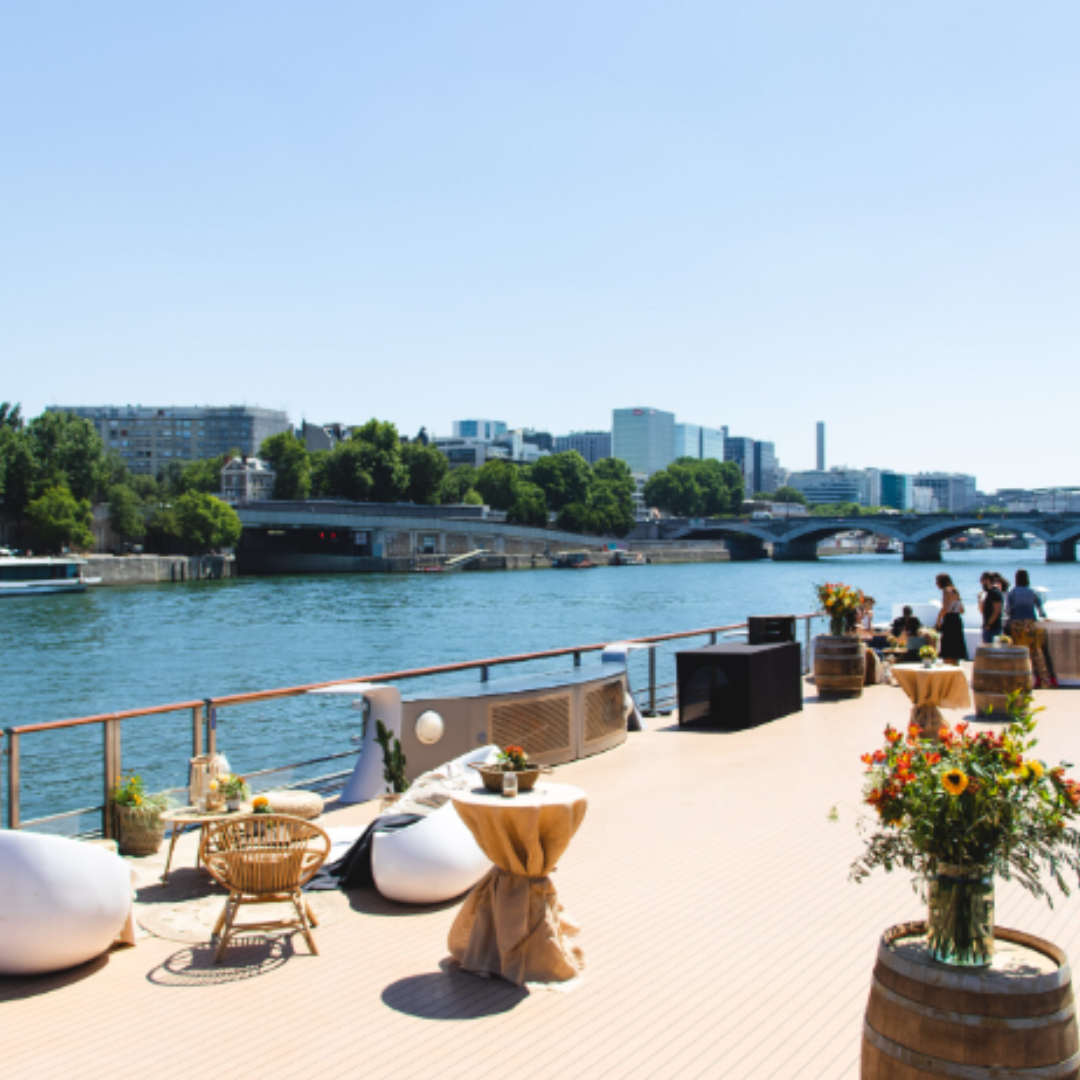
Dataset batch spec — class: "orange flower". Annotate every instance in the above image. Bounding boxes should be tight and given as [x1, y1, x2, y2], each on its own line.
[885, 727, 902, 744]
[925, 753, 941, 765]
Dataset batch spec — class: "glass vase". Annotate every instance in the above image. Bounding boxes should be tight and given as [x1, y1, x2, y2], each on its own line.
[829, 615, 847, 636]
[927, 863, 994, 967]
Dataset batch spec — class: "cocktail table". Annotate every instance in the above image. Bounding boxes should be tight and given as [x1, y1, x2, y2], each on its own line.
[891, 664, 971, 736]
[159, 805, 250, 884]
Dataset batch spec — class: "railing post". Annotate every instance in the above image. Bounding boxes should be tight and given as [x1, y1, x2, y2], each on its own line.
[804, 617, 812, 674]
[710, 631, 717, 645]
[6, 731, 19, 830]
[479, 665, 489, 683]
[103, 718, 121, 839]
[573, 651, 581, 668]
[648, 647, 657, 716]
[205, 698, 217, 757]
[192, 703, 204, 759]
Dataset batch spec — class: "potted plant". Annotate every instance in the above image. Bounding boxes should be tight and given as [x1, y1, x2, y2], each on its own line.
[216, 772, 249, 811]
[110, 773, 169, 856]
[851, 692, 1080, 966]
[374, 718, 409, 811]
[470, 745, 551, 793]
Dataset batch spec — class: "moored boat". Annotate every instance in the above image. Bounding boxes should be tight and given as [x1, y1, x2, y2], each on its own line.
[552, 551, 596, 569]
[0, 555, 97, 596]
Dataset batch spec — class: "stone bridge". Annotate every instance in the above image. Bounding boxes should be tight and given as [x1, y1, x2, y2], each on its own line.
[660, 512, 1080, 562]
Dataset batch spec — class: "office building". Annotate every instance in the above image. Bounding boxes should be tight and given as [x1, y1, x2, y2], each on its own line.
[612, 407, 676, 476]
[723, 436, 757, 493]
[753, 441, 778, 494]
[500, 430, 548, 465]
[522, 429, 555, 453]
[673, 423, 726, 462]
[786, 468, 875, 506]
[432, 436, 510, 469]
[816, 422, 826, 470]
[51, 405, 291, 476]
[554, 431, 612, 464]
[878, 471, 914, 510]
[453, 419, 508, 443]
[912, 473, 977, 512]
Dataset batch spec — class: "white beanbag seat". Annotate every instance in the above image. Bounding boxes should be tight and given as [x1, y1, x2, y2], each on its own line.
[264, 790, 325, 820]
[0, 832, 132, 975]
[371, 745, 498, 905]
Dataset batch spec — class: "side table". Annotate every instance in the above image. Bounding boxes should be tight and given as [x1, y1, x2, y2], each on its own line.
[159, 805, 250, 883]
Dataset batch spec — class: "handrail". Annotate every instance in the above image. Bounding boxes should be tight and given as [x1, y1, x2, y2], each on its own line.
[4, 612, 821, 833]
[6, 615, 819, 731]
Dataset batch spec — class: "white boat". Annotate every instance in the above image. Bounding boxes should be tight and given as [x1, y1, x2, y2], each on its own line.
[0, 555, 98, 596]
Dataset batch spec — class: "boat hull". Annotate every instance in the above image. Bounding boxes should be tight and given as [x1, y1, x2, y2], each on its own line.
[0, 580, 88, 597]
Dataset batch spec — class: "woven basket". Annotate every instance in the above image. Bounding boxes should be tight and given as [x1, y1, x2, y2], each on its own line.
[469, 763, 550, 794]
[116, 806, 166, 856]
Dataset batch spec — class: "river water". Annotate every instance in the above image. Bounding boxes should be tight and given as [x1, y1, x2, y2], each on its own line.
[4, 550, 1076, 829]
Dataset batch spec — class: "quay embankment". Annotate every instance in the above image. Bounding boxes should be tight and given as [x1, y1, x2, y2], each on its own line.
[83, 554, 236, 586]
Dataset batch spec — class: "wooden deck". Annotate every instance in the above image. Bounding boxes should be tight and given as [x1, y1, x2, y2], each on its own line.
[5, 670, 1080, 1079]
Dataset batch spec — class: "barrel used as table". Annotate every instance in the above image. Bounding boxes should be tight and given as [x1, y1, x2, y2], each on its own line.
[862, 921, 1079, 1078]
[813, 635, 866, 699]
[972, 645, 1034, 718]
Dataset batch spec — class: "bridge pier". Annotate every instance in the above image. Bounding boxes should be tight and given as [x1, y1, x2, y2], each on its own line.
[724, 537, 769, 561]
[771, 539, 820, 561]
[903, 539, 942, 562]
[1047, 540, 1077, 563]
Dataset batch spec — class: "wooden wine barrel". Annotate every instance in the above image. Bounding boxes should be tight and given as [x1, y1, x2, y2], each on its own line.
[813, 635, 866, 698]
[863, 922, 1080, 1078]
[973, 645, 1034, 717]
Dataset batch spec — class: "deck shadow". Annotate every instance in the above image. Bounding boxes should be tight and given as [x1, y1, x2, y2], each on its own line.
[146, 937, 295, 987]
[0, 953, 109, 1002]
[382, 963, 529, 1019]
[344, 888, 464, 918]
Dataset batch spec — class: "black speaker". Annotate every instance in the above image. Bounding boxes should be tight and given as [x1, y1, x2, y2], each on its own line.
[747, 615, 796, 645]
[676, 643, 802, 730]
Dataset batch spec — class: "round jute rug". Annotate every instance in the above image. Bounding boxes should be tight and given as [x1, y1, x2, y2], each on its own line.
[137, 884, 352, 945]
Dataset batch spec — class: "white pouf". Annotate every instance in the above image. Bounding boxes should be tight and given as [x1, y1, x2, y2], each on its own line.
[0, 831, 132, 975]
[265, 790, 325, 820]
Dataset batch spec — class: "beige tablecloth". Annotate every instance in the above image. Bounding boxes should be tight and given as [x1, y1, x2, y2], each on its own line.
[891, 664, 972, 734]
[448, 782, 587, 986]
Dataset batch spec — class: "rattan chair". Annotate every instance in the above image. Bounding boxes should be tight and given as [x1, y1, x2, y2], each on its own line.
[199, 814, 331, 963]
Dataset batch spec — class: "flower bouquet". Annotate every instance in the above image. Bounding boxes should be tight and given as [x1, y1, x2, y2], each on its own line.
[470, 745, 551, 793]
[918, 644, 937, 668]
[815, 582, 865, 636]
[215, 772, 250, 810]
[850, 693, 1080, 966]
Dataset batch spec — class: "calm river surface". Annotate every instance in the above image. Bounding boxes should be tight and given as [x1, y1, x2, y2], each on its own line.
[4, 551, 1076, 829]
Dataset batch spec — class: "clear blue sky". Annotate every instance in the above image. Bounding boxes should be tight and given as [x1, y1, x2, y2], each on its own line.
[3, 3, 1078, 490]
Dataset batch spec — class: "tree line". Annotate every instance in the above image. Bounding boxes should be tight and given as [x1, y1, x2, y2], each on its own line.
[0, 404, 240, 553]
[258, 424, 637, 536]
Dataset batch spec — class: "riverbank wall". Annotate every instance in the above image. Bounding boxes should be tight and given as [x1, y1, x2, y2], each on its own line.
[84, 554, 236, 585]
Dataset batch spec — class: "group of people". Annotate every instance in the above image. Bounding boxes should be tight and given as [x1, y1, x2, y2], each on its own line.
[855, 570, 1058, 688]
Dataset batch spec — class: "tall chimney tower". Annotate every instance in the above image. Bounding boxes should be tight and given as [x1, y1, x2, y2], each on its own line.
[816, 422, 825, 470]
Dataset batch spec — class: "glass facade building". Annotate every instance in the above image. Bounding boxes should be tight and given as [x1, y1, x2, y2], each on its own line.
[50, 405, 291, 476]
[554, 431, 612, 464]
[612, 408, 676, 476]
[453, 419, 508, 442]
[723, 436, 757, 494]
[753, 441, 778, 494]
[879, 471, 913, 510]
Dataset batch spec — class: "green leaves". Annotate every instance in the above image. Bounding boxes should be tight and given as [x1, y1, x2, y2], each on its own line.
[643, 457, 743, 517]
[174, 492, 242, 551]
[26, 484, 93, 551]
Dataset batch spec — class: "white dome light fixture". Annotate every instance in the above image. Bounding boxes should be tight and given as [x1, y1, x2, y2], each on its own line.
[415, 710, 445, 745]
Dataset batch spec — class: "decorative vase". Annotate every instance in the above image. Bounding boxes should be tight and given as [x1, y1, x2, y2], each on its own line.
[922, 659, 933, 669]
[829, 614, 847, 637]
[226, 797, 240, 812]
[927, 862, 994, 966]
[115, 806, 166, 856]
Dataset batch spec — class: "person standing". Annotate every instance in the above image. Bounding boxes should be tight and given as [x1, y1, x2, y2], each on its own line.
[935, 573, 968, 665]
[1006, 569, 1057, 688]
[979, 572, 1004, 644]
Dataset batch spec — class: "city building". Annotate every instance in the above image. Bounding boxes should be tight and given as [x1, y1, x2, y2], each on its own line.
[753, 441, 778, 494]
[500, 430, 548, 465]
[912, 487, 938, 513]
[522, 429, 555, 453]
[992, 488, 1080, 512]
[878, 470, 914, 510]
[300, 421, 354, 453]
[612, 407, 676, 476]
[912, 472, 977, 512]
[431, 436, 510, 469]
[51, 405, 291, 476]
[786, 468, 875, 506]
[220, 456, 276, 504]
[816, 422, 826, 471]
[554, 431, 612, 464]
[673, 423, 726, 462]
[723, 436, 757, 494]
[453, 419, 508, 443]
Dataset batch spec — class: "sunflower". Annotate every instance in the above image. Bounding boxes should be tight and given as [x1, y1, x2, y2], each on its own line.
[1029, 761, 1045, 780]
[941, 769, 969, 796]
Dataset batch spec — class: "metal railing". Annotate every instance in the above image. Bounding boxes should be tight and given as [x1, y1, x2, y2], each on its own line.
[2, 613, 820, 836]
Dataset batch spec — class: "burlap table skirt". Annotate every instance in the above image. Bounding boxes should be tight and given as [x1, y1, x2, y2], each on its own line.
[448, 783, 587, 986]
[891, 664, 972, 737]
